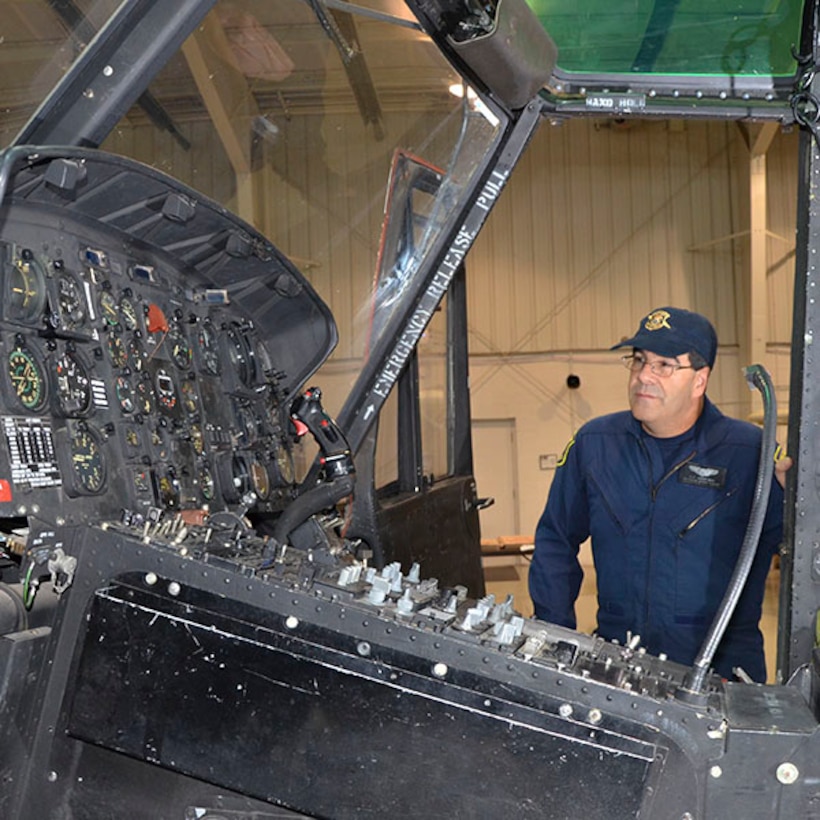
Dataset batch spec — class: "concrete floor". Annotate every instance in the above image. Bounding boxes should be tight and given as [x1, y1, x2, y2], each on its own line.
[483, 542, 781, 684]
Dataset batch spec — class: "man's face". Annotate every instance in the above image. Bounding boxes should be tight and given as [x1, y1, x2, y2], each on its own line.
[627, 349, 709, 438]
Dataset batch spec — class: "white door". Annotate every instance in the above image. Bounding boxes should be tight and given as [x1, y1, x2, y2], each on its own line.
[472, 418, 519, 539]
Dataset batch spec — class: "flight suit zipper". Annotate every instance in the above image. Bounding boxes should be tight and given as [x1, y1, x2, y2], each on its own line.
[678, 486, 738, 536]
[643, 446, 697, 640]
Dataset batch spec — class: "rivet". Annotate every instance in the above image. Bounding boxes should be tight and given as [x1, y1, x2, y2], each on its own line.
[776, 762, 799, 784]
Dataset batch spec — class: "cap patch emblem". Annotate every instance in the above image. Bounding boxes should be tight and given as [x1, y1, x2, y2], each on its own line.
[644, 309, 672, 331]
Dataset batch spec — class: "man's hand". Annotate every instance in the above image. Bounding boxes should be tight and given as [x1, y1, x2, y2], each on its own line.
[775, 453, 793, 490]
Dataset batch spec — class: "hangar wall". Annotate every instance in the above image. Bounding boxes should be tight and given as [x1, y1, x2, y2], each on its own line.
[313, 116, 798, 540]
[23, 109, 797, 543]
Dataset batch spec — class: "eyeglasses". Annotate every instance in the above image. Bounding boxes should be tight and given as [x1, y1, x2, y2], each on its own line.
[621, 353, 695, 378]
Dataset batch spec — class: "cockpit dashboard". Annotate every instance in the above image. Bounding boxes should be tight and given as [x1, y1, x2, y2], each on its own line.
[0, 148, 336, 538]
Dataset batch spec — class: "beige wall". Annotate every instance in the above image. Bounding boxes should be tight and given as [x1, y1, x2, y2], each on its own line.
[466, 117, 797, 538]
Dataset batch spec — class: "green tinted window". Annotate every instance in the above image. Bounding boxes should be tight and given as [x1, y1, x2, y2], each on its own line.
[527, 0, 804, 78]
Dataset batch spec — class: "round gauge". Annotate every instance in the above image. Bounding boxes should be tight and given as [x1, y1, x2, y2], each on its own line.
[249, 458, 270, 500]
[124, 426, 141, 455]
[232, 400, 258, 446]
[230, 454, 252, 498]
[7, 345, 47, 411]
[119, 296, 139, 331]
[56, 272, 86, 330]
[155, 368, 177, 411]
[180, 379, 198, 414]
[277, 445, 295, 485]
[197, 323, 221, 376]
[54, 350, 92, 416]
[115, 375, 135, 414]
[135, 378, 155, 415]
[190, 423, 204, 455]
[107, 334, 128, 368]
[226, 327, 256, 387]
[198, 464, 215, 502]
[99, 290, 119, 327]
[158, 467, 180, 509]
[7, 255, 47, 323]
[128, 338, 145, 372]
[68, 427, 105, 494]
[168, 323, 192, 369]
[150, 425, 166, 450]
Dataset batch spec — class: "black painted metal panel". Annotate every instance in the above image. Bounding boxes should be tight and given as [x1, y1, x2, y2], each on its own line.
[67, 583, 654, 819]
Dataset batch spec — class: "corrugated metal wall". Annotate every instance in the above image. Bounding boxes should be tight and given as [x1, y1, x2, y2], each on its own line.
[468, 118, 797, 357]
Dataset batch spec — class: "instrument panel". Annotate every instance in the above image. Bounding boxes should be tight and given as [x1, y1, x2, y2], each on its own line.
[0, 151, 332, 528]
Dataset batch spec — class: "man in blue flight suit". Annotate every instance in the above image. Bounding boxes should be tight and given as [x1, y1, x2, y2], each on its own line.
[528, 307, 790, 682]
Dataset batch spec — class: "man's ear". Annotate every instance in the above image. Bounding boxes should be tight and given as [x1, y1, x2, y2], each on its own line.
[693, 366, 710, 396]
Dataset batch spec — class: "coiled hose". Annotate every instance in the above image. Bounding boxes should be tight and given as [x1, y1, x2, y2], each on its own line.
[679, 364, 778, 696]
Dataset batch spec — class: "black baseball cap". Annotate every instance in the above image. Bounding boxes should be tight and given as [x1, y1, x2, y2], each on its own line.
[611, 307, 717, 368]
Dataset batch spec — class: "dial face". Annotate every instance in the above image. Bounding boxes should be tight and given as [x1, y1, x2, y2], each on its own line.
[250, 458, 270, 500]
[69, 428, 105, 493]
[277, 445, 295, 485]
[57, 272, 86, 330]
[227, 328, 256, 387]
[198, 465, 215, 501]
[230, 454, 252, 498]
[180, 379, 198, 414]
[119, 296, 139, 331]
[8, 346, 47, 411]
[7, 255, 47, 323]
[155, 368, 177, 411]
[190, 423, 204, 455]
[115, 376, 135, 414]
[158, 468, 180, 509]
[54, 351, 92, 416]
[128, 338, 145, 372]
[135, 378, 155, 415]
[124, 426, 141, 455]
[197, 324, 221, 376]
[108, 334, 128, 368]
[168, 323, 192, 369]
[99, 290, 119, 327]
[232, 401, 258, 446]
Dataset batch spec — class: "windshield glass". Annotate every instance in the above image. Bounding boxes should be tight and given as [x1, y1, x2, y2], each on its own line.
[0, 0, 503, 390]
[83, 0, 501, 397]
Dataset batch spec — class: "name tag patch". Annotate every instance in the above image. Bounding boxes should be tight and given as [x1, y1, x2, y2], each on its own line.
[679, 463, 726, 490]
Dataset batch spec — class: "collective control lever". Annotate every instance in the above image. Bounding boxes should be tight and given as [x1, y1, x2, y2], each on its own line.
[290, 387, 354, 479]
